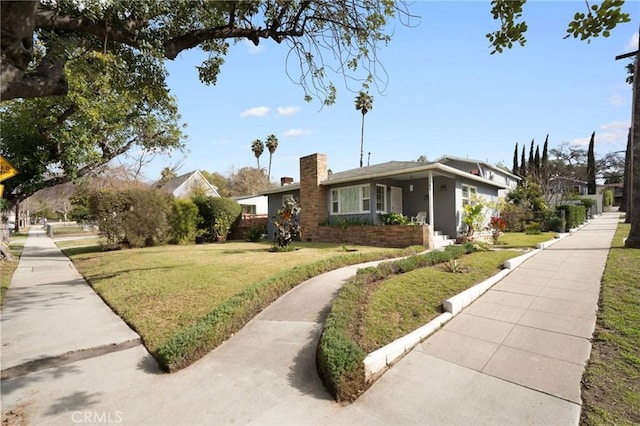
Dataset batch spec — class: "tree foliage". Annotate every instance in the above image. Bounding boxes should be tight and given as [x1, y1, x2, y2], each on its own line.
[0, 50, 184, 207]
[1, 0, 413, 104]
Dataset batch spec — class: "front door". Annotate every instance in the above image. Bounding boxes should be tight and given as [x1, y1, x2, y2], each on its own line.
[390, 186, 403, 214]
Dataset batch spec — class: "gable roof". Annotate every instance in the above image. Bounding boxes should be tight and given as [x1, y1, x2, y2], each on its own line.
[434, 155, 521, 180]
[157, 170, 219, 197]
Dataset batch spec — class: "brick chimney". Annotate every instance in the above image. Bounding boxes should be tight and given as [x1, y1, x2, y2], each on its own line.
[299, 153, 328, 241]
[280, 177, 294, 186]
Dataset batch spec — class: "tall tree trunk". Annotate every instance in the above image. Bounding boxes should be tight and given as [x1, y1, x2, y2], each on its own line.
[359, 113, 365, 168]
[268, 154, 272, 181]
[625, 45, 640, 247]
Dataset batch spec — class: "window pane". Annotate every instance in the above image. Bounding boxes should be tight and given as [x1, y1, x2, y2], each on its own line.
[376, 185, 385, 211]
[340, 187, 359, 213]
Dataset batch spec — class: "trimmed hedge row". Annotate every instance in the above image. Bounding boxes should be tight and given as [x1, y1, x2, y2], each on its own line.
[316, 243, 483, 402]
[556, 204, 586, 232]
[155, 246, 422, 372]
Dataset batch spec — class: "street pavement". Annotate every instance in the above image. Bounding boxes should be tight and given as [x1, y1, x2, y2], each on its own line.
[0, 212, 620, 425]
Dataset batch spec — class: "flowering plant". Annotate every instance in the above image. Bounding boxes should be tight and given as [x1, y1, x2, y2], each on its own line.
[488, 216, 506, 243]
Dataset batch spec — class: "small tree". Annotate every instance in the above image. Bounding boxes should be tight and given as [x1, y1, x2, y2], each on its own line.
[273, 198, 302, 249]
[209, 198, 242, 242]
[167, 198, 199, 244]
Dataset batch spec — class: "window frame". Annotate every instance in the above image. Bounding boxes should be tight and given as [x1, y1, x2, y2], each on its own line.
[330, 184, 373, 215]
[461, 184, 478, 206]
[375, 184, 387, 213]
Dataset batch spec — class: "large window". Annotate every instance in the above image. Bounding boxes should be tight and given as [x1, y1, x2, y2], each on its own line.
[461, 184, 477, 206]
[331, 185, 374, 214]
[330, 184, 388, 214]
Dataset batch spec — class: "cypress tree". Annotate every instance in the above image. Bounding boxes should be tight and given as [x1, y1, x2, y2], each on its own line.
[587, 131, 596, 195]
[528, 139, 535, 173]
[534, 145, 541, 179]
[541, 134, 549, 181]
[520, 144, 527, 178]
[512, 143, 519, 175]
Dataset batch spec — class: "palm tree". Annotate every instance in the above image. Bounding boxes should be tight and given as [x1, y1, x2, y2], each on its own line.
[265, 134, 279, 181]
[355, 91, 373, 167]
[251, 139, 264, 170]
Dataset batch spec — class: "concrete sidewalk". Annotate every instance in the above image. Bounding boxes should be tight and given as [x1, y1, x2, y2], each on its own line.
[0, 213, 619, 425]
[1, 228, 140, 373]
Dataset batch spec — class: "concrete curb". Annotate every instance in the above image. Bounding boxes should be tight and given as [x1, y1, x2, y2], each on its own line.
[362, 235, 561, 383]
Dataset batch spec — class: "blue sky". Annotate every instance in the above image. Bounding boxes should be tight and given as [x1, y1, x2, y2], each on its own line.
[143, 1, 638, 184]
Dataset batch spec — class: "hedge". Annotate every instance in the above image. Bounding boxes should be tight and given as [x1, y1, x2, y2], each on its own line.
[556, 205, 586, 232]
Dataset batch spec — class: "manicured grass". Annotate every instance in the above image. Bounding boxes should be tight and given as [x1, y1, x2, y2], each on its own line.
[65, 241, 413, 358]
[317, 245, 521, 401]
[0, 233, 28, 306]
[55, 236, 103, 249]
[494, 231, 557, 248]
[581, 222, 640, 425]
[359, 250, 520, 352]
[50, 225, 98, 237]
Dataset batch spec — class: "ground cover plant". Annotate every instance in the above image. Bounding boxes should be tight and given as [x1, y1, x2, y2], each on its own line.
[581, 222, 640, 425]
[317, 244, 520, 402]
[0, 233, 27, 305]
[64, 241, 420, 371]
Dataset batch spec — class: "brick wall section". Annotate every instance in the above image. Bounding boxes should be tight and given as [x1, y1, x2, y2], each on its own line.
[316, 224, 433, 249]
[299, 153, 328, 241]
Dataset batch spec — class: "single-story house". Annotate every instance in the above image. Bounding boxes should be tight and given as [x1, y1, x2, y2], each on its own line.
[157, 170, 220, 199]
[261, 153, 519, 248]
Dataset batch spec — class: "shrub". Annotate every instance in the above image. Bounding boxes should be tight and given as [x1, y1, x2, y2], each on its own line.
[209, 198, 242, 242]
[245, 223, 266, 242]
[546, 216, 566, 233]
[379, 212, 409, 225]
[500, 203, 531, 232]
[603, 189, 614, 208]
[121, 187, 171, 248]
[462, 201, 485, 240]
[168, 199, 199, 244]
[192, 196, 241, 242]
[488, 216, 506, 243]
[524, 221, 542, 235]
[556, 205, 586, 231]
[86, 188, 128, 248]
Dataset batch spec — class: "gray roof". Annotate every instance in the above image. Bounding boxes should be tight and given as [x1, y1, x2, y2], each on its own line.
[157, 171, 194, 194]
[434, 155, 521, 180]
[326, 161, 427, 182]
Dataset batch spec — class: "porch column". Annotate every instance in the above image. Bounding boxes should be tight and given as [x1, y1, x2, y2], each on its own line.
[428, 171, 434, 226]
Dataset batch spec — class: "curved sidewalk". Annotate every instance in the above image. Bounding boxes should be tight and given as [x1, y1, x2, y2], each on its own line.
[1, 213, 619, 425]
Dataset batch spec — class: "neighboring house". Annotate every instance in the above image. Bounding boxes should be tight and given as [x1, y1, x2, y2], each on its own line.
[157, 170, 220, 199]
[233, 194, 268, 216]
[434, 155, 520, 194]
[261, 153, 513, 248]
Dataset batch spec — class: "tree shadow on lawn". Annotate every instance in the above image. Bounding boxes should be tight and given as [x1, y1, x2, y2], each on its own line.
[85, 265, 188, 285]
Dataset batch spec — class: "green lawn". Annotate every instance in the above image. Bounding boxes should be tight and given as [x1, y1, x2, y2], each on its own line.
[65, 241, 408, 354]
[494, 231, 557, 248]
[580, 222, 640, 425]
[358, 250, 520, 352]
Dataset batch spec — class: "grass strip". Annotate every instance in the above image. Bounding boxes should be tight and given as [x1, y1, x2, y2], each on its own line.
[317, 243, 519, 402]
[1, 234, 28, 306]
[580, 222, 640, 425]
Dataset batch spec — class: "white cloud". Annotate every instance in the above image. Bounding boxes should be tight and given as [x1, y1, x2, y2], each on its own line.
[607, 94, 625, 107]
[284, 128, 311, 137]
[277, 106, 300, 116]
[569, 120, 630, 146]
[625, 32, 639, 51]
[244, 39, 265, 55]
[241, 106, 270, 117]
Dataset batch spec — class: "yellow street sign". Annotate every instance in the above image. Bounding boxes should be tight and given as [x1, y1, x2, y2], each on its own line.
[0, 185, 3, 198]
[0, 156, 18, 182]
